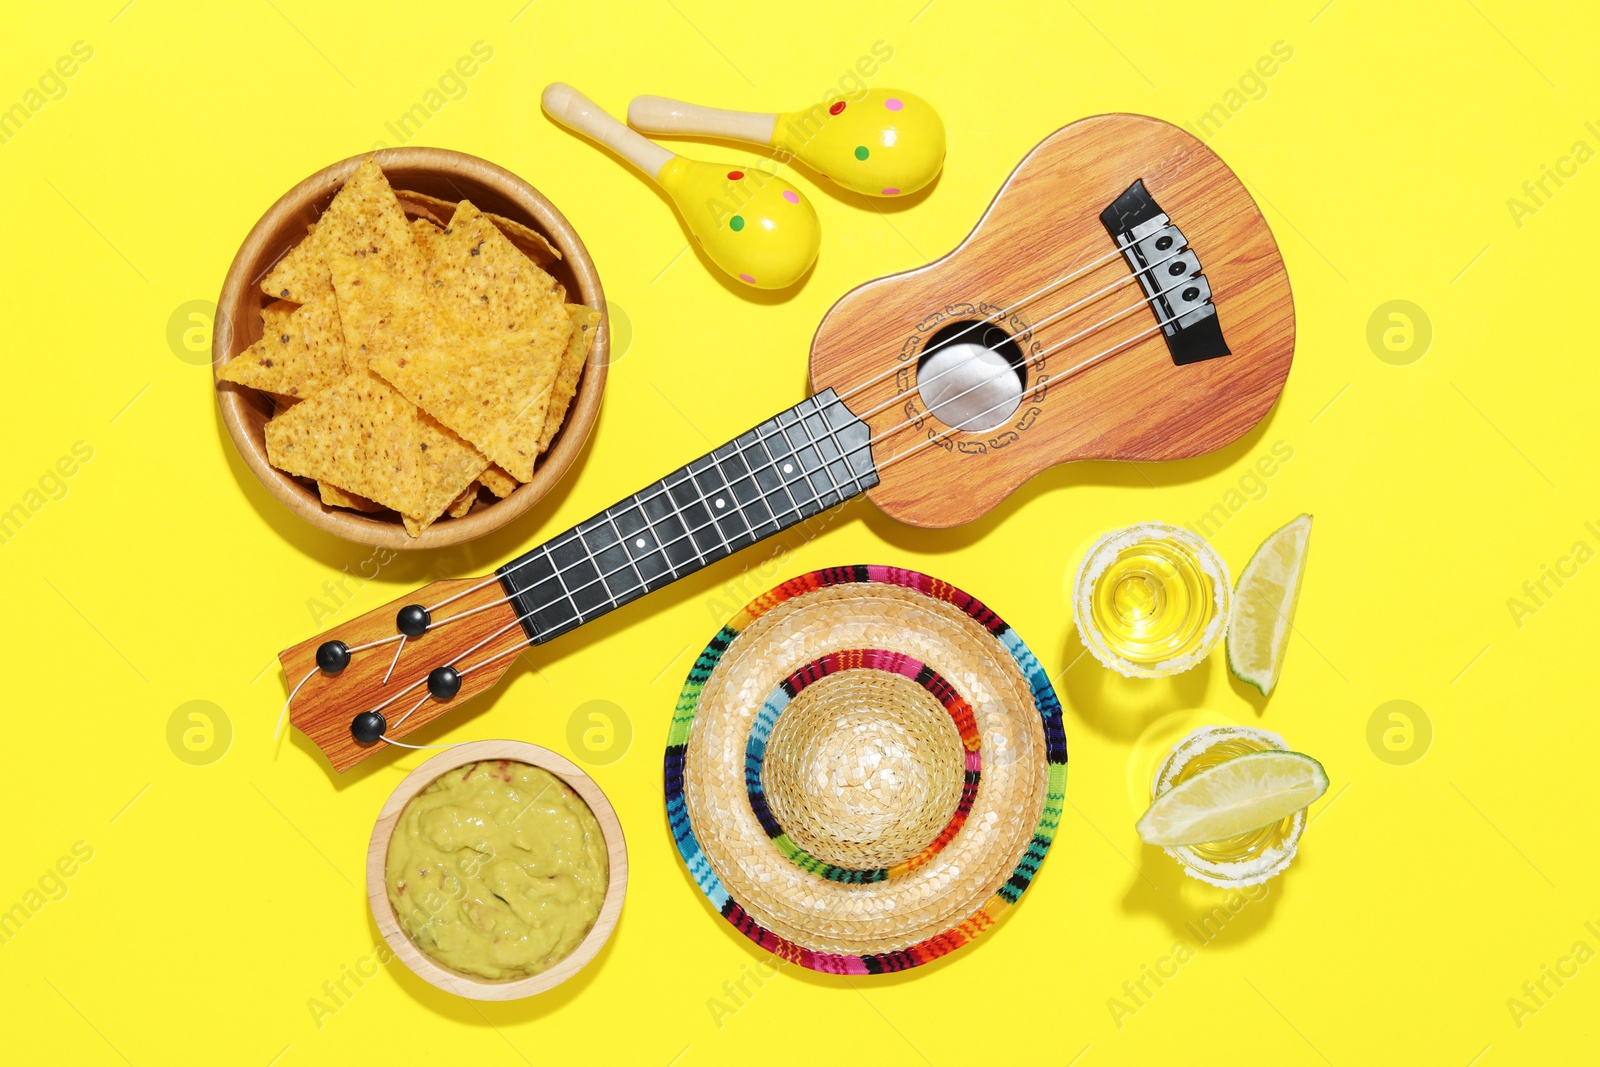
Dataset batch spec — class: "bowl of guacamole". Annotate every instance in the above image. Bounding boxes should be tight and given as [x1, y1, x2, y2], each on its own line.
[367, 741, 626, 999]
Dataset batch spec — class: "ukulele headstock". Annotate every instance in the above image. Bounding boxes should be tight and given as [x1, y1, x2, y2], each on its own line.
[280, 575, 527, 772]
[808, 113, 1295, 528]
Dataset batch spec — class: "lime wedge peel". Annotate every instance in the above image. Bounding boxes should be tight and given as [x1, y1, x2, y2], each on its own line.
[1227, 513, 1313, 696]
[1136, 749, 1329, 847]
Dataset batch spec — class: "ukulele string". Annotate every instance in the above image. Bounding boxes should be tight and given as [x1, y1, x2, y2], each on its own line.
[377, 736, 458, 750]
[296, 251, 1205, 738]
[275, 632, 431, 739]
[382, 636, 407, 684]
[334, 269, 1204, 734]
[419, 241, 1196, 620]
[845, 254, 1216, 460]
[840, 247, 1192, 431]
[874, 319, 1165, 476]
[402, 268, 1201, 672]
[815, 241, 1138, 412]
[419, 243, 1195, 621]
[275, 667, 321, 741]
[362, 296, 1200, 744]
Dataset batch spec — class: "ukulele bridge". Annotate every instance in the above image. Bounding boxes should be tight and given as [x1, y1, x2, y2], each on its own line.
[1100, 179, 1230, 366]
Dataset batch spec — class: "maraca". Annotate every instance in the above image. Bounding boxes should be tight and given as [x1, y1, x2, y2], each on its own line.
[628, 89, 945, 197]
[542, 83, 820, 290]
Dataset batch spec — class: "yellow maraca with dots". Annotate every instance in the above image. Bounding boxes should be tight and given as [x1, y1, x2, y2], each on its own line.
[542, 83, 820, 290]
[629, 89, 945, 197]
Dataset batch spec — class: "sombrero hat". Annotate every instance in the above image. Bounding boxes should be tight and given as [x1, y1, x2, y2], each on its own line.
[664, 565, 1067, 974]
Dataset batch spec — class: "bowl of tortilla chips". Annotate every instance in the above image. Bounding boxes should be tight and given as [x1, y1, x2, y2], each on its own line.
[213, 148, 608, 548]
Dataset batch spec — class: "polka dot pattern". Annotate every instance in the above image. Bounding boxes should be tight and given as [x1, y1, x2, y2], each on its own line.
[885, 97, 904, 111]
[854, 146, 870, 161]
[729, 215, 745, 232]
[829, 101, 846, 116]
[782, 190, 800, 205]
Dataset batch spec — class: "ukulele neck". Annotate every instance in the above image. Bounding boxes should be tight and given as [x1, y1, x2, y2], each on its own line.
[496, 388, 878, 643]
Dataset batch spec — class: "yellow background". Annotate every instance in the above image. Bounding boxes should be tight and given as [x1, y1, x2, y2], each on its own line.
[2, 1, 1596, 1063]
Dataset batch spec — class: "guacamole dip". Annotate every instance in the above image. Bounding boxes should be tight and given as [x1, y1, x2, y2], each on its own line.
[385, 760, 608, 980]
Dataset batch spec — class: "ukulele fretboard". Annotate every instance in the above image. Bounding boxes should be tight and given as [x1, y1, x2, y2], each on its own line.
[496, 389, 878, 644]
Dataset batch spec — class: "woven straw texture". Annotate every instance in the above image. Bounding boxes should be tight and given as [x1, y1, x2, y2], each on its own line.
[761, 664, 970, 873]
[665, 565, 1068, 975]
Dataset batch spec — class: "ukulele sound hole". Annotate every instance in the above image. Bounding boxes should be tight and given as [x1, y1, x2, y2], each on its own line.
[916, 319, 1026, 433]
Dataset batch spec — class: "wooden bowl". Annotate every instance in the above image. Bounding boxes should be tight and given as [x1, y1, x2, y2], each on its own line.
[366, 740, 627, 1000]
[213, 148, 609, 549]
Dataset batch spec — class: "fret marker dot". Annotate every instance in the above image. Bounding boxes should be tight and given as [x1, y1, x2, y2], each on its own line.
[635, 537, 647, 549]
[783, 463, 794, 474]
[715, 498, 726, 509]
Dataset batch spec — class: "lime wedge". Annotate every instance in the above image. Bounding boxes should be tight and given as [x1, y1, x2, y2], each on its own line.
[1227, 513, 1313, 695]
[1137, 750, 1329, 846]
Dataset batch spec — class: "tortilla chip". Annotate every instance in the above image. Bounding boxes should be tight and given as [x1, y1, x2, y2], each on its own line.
[219, 289, 347, 399]
[330, 249, 439, 373]
[402, 415, 490, 536]
[264, 371, 426, 516]
[488, 213, 564, 274]
[394, 189, 456, 230]
[394, 189, 453, 229]
[262, 299, 298, 335]
[319, 481, 383, 512]
[408, 217, 447, 282]
[430, 201, 568, 344]
[367, 202, 567, 481]
[447, 482, 479, 518]
[537, 304, 599, 455]
[261, 158, 422, 303]
[479, 465, 519, 496]
[394, 189, 563, 269]
[410, 216, 443, 253]
[254, 165, 574, 536]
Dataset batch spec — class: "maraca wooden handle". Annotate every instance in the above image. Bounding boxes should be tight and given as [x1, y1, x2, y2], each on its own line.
[543, 82, 672, 179]
[628, 95, 777, 147]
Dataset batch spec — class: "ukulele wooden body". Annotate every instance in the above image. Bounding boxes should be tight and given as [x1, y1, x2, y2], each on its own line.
[809, 112, 1294, 527]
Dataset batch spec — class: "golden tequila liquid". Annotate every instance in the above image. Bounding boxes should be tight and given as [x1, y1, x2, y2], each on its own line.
[1153, 725, 1304, 887]
[1073, 523, 1231, 678]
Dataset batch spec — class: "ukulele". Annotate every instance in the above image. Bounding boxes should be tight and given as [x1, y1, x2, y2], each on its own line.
[280, 113, 1294, 771]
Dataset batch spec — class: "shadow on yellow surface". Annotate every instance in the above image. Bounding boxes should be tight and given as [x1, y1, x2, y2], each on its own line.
[1061, 631, 1215, 743]
[1120, 843, 1283, 948]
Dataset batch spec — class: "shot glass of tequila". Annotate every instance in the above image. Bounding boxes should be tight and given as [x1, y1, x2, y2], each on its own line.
[1151, 724, 1305, 887]
[1072, 522, 1231, 678]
